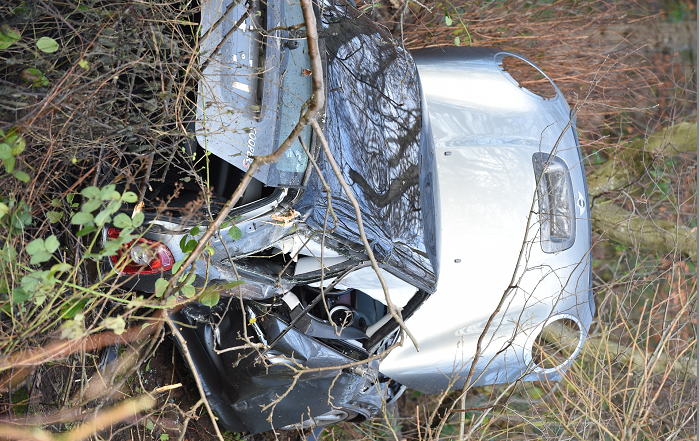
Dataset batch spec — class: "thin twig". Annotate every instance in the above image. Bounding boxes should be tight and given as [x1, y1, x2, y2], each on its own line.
[310, 119, 419, 350]
[166, 316, 225, 441]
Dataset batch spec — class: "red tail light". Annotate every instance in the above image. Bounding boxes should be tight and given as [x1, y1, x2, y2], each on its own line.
[107, 228, 175, 275]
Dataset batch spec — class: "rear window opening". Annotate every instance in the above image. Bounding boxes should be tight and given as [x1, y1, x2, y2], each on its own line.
[498, 55, 558, 100]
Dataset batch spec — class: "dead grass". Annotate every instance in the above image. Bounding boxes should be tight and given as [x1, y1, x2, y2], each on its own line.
[0, 0, 696, 439]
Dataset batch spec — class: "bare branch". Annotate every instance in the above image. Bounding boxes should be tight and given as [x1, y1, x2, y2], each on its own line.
[166, 316, 226, 441]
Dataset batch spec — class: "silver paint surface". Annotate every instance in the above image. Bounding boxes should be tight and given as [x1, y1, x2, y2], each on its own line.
[379, 48, 593, 394]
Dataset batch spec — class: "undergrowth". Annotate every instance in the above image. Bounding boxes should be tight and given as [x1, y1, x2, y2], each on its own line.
[0, 0, 696, 440]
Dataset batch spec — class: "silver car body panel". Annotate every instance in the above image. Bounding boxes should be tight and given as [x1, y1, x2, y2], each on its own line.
[379, 47, 593, 394]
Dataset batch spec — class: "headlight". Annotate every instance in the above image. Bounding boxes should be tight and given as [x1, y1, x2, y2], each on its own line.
[532, 153, 576, 253]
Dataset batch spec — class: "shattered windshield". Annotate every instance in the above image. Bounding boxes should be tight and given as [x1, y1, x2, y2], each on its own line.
[294, 0, 437, 292]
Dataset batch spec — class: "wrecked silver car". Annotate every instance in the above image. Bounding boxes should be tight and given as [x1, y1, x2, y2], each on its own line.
[102, 0, 593, 433]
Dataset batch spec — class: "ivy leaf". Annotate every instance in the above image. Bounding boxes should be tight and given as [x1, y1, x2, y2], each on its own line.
[71, 211, 94, 225]
[154, 278, 169, 298]
[37, 37, 60, 53]
[228, 225, 242, 241]
[199, 288, 220, 307]
[113, 213, 132, 229]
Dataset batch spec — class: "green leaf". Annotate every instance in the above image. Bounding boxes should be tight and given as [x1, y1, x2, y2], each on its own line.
[145, 420, 155, 431]
[121, 191, 138, 203]
[46, 210, 63, 223]
[61, 298, 88, 319]
[455, 36, 460, 46]
[0, 25, 21, 50]
[103, 316, 126, 335]
[171, 260, 185, 274]
[113, 213, 132, 229]
[199, 288, 220, 307]
[10, 136, 25, 155]
[4, 155, 15, 173]
[11, 288, 30, 305]
[104, 199, 122, 215]
[71, 211, 94, 225]
[131, 211, 144, 228]
[81, 198, 102, 213]
[30, 251, 52, 265]
[160, 434, 170, 441]
[154, 278, 169, 298]
[0, 144, 11, 160]
[118, 227, 135, 240]
[77, 225, 97, 237]
[445, 15, 453, 26]
[78, 59, 90, 69]
[44, 235, 59, 253]
[36, 36, 59, 53]
[21, 68, 48, 87]
[228, 225, 242, 241]
[181, 285, 196, 299]
[81, 186, 101, 199]
[26, 238, 46, 255]
[190, 226, 200, 236]
[100, 184, 117, 200]
[181, 239, 196, 254]
[221, 280, 246, 290]
[50, 263, 72, 273]
[12, 171, 30, 182]
[0, 202, 8, 218]
[220, 221, 231, 229]
[0, 243, 17, 264]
